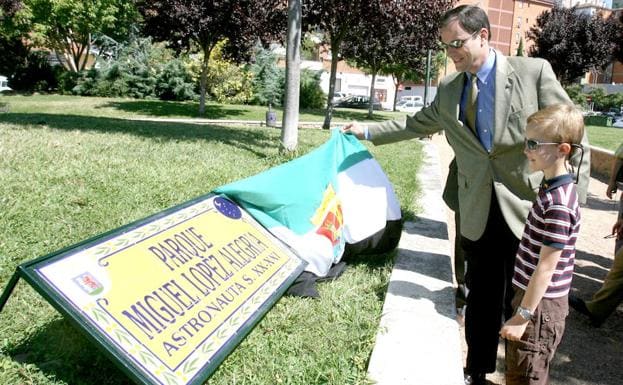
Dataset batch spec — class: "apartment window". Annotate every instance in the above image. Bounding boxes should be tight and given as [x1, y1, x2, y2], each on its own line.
[517, 17, 522, 28]
[516, 32, 520, 43]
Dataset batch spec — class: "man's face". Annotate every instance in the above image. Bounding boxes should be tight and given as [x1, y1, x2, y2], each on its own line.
[440, 18, 488, 74]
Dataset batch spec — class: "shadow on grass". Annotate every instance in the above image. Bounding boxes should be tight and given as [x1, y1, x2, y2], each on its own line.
[0, 112, 282, 159]
[100, 100, 249, 119]
[9, 318, 133, 385]
[98, 98, 398, 122]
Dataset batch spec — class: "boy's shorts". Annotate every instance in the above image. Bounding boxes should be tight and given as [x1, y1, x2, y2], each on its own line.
[505, 288, 568, 385]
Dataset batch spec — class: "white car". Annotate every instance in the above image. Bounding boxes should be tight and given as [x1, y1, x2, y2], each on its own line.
[331, 92, 349, 104]
[0, 75, 11, 92]
[396, 100, 424, 113]
[399, 95, 423, 104]
[613, 118, 623, 128]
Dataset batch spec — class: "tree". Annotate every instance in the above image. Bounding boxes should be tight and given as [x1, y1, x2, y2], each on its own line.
[527, 6, 619, 85]
[609, 11, 623, 64]
[0, 0, 22, 16]
[281, 0, 302, 153]
[384, 51, 445, 111]
[138, 0, 286, 116]
[342, 0, 453, 116]
[303, 0, 364, 129]
[516, 37, 524, 57]
[11, 0, 138, 72]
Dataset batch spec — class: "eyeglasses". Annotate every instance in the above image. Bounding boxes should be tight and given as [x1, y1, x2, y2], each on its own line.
[440, 31, 479, 50]
[604, 233, 617, 239]
[524, 139, 585, 183]
[524, 138, 562, 151]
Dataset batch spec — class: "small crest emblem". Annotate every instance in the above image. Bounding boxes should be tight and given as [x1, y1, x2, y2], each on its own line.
[73, 272, 104, 295]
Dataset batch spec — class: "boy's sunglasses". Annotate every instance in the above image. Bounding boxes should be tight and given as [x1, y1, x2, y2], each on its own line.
[440, 31, 479, 50]
[524, 138, 561, 151]
[523, 139, 585, 183]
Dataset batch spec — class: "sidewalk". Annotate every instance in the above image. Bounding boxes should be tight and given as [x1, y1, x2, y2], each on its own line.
[367, 134, 623, 385]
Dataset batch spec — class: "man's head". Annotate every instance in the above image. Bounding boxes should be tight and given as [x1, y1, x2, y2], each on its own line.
[440, 5, 491, 74]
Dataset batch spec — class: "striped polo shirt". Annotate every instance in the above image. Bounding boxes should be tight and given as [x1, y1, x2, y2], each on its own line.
[512, 174, 580, 298]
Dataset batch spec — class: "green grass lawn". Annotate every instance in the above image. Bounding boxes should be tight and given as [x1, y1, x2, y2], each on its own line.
[586, 125, 623, 151]
[0, 95, 423, 385]
[0, 94, 404, 123]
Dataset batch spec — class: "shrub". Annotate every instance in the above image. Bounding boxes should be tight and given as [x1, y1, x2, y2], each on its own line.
[71, 37, 196, 101]
[8, 50, 57, 92]
[156, 59, 197, 101]
[299, 69, 325, 109]
[248, 46, 283, 106]
[198, 41, 253, 104]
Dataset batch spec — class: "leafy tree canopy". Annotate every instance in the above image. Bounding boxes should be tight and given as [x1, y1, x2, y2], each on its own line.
[137, 0, 286, 115]
[4, 0, 138, 72]
[341, 0, 453, 113]
[528, 6, 620, 85]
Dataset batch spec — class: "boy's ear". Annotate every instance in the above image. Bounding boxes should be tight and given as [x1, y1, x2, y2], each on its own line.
[559, 143, 572, 156]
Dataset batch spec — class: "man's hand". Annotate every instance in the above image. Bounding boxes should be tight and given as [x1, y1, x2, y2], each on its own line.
[340, 122, 366, 140]
[500, 314, 529, 342]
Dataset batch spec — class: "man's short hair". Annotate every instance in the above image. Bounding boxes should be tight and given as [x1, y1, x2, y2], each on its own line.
[440, 5, 491, 41]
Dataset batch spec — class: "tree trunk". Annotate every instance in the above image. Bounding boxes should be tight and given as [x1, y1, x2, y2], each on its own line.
[199, 47, 209, 116]
[322, 37, 340, 130]
[281, 0, 302, 153]
[367, 71, 377, 119]
[393, 75, 401, 111]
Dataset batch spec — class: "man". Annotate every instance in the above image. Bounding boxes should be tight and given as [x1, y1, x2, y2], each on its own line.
[570, 142, 623, 326]
[342, 5, 590, 385]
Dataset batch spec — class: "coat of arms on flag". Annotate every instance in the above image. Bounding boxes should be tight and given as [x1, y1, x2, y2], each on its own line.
[215, 130, 402, 285]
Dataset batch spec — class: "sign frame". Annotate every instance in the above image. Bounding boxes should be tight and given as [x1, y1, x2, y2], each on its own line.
[0, 192, 306, 385]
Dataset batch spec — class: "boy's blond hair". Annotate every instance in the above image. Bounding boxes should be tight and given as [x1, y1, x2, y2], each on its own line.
[526, 104, 585, 146]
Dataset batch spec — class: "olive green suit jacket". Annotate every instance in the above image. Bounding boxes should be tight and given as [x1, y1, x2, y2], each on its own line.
[367, 51, 590, 241]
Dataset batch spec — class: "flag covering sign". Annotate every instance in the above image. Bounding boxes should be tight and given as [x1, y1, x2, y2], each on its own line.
[216, 130, 402, 277]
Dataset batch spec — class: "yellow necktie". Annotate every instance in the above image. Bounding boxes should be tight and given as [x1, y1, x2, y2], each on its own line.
[465, 75, 478, 134]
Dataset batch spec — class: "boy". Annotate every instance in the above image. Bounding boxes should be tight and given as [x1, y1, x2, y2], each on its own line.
[500, 104, 584, 385]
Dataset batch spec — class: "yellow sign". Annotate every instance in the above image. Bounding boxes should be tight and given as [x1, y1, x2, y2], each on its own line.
[34, 195, 304, 385]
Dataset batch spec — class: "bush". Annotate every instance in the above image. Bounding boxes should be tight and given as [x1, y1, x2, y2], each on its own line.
[156, 59, 197, 101]
[564, 84, 586, 107]
[71, 38, 196, 101]
[299, 69, 325, 109]
[9, 50, 57, 92]
[248, 46, 283, 106]
[198, 41, 253, 104]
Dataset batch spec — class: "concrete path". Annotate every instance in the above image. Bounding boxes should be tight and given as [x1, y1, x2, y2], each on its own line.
[367, 139, 464, 385]
[367, 134, 623, 385]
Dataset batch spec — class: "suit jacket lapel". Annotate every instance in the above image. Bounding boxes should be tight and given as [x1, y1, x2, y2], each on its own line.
[494, 52, 515, 147]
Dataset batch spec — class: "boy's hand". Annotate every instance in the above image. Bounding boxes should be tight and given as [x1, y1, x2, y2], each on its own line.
[500, 314, 529, 341]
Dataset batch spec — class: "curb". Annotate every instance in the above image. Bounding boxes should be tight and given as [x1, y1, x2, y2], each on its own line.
[367, 140, 464, 385]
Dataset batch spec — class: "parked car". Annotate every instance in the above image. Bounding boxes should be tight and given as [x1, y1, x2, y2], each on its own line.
[613, 118, 623, 128]
[0, 75, 11, 92]
[396, 100, 424, 114]
[334, 95, 382, 110]
[331, 91, 350, 104]
[399, 95, 423, 104]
